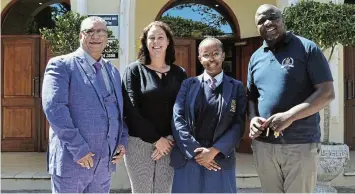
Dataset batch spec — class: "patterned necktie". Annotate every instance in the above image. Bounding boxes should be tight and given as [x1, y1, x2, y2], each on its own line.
[209, 77, 217, 90]
[93, 62, 109, 94]
[94, 62, 102, 71]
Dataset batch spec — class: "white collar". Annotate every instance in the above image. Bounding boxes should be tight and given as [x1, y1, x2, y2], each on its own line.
[203, 71, 224, 87]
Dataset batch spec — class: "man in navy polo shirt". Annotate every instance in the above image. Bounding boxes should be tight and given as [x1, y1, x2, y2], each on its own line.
[247, 4, 335, 193]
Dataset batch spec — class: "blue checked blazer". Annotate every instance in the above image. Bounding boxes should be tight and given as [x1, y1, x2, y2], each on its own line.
[42, 48, 128, 177]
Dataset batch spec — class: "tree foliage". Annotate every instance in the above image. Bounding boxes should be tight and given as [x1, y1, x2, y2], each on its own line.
[27, 3, 70, 34]
[283, 1, 355, 60]
[160, 15, 225, 37]
[40, 11, 118, 56]
[283, 1, 355, 143]
[172, 3, 228, 28]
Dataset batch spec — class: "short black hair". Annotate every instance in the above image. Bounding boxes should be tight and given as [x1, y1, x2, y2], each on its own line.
[198, 37, 224, 53]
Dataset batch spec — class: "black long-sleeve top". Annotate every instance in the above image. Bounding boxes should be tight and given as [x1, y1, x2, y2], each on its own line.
[122, 61, 187, 143]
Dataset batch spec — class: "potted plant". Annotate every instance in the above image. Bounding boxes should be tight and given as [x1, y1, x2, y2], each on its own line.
[283, 1, 355, 192]
[40, 11, 118, 56]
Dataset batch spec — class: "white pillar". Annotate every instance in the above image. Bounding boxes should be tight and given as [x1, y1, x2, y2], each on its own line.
[119, 0, 136, 75]
[77, 0, 88, 15]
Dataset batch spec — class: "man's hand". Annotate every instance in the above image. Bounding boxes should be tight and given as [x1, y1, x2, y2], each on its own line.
[265, 111, 294, 133]
[194, 147, 221, 171]
[77, 152, 95, 169]
[112, 144, 126, 164]
[155, 137, 174, 156]
[249, 117, 266, 139]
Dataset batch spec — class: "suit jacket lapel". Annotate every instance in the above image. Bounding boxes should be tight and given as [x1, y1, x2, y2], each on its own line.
[74, 49, 105, 108]
[213, 75, 234, 141]
[220, 75, 233, 115]
[189, 75, 203, 125]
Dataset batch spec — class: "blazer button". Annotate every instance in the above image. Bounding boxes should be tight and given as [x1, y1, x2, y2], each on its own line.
[101, 114, 105, 118]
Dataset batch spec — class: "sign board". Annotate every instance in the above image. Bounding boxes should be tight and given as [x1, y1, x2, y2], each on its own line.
[88, 14, 119, 59]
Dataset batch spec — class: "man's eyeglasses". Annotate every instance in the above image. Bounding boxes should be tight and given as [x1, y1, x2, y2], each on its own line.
[201, 51, 223, 59]
[82, 28, 108, 37]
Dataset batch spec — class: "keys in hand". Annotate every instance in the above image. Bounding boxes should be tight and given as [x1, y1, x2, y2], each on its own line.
[265, 127, 283, 138]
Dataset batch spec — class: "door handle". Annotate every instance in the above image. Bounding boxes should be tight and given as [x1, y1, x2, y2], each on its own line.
[32, 77, 40, 98]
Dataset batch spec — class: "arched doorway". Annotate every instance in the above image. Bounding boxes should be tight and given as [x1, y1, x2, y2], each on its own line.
[1, 0, 70, 152]
[155, 0, 262, 153]
[155, 0, 241, 78]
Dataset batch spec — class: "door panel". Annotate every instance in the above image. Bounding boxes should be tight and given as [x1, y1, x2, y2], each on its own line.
[174, 38, 196, 77]
[1, 36, 40, 151]
[236, 37, 263, 153]
[3, 108, 33, 138]
[344, 46, 355, 150]
[40, 39, 52, 151]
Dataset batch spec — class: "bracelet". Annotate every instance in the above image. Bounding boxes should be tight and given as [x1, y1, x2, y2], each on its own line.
[153, 141, 157, 146]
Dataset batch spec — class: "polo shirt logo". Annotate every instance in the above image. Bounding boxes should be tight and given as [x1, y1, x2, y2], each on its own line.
[281, 57, 294, 70]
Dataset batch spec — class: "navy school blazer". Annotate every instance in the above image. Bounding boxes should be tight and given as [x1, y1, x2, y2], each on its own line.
[170, 74, 246, 169]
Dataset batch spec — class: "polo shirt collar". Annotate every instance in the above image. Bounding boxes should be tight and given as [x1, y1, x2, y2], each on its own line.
[262, 31, 293, 52]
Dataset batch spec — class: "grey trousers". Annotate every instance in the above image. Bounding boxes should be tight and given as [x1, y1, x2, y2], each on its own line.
[252, 140, 320, 193]
[124, 136, 173, 193]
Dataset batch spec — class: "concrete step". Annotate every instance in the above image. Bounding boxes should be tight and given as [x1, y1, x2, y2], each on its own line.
[2, 169, 354, 191]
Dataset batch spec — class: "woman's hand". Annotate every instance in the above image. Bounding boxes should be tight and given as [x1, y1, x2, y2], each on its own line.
[151, 149, 163, 161]
[155, 137, 174, 156]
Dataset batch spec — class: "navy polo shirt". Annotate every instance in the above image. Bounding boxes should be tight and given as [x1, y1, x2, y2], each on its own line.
[247, 32, 333, 144]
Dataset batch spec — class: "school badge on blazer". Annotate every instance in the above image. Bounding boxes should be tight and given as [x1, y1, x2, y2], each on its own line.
[230, 99, 236, 112]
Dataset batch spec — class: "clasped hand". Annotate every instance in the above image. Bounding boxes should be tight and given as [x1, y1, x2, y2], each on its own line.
[151, 136, 174, 161]
[194, 147, 221, 171]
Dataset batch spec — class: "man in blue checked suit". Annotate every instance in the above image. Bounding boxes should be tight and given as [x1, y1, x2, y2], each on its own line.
[42, 16, 128, 193]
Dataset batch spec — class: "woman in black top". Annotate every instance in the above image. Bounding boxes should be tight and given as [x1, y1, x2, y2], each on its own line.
[122, 21, 187, 193]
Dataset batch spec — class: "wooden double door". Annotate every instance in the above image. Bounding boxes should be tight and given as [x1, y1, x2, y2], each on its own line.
[1, 35, 50, 151]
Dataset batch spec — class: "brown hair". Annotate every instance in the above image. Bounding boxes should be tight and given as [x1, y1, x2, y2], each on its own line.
[137, 21, 175, 65]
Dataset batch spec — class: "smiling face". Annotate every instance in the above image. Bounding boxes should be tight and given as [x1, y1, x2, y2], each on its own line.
[198, 39, 225, 77]
[80, 20, 108, 60]
[146, 25, 169, 60]
[255, 5, 285, 46]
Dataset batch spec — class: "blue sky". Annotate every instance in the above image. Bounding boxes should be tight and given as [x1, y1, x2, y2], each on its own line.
[162, 5, 233, 33]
